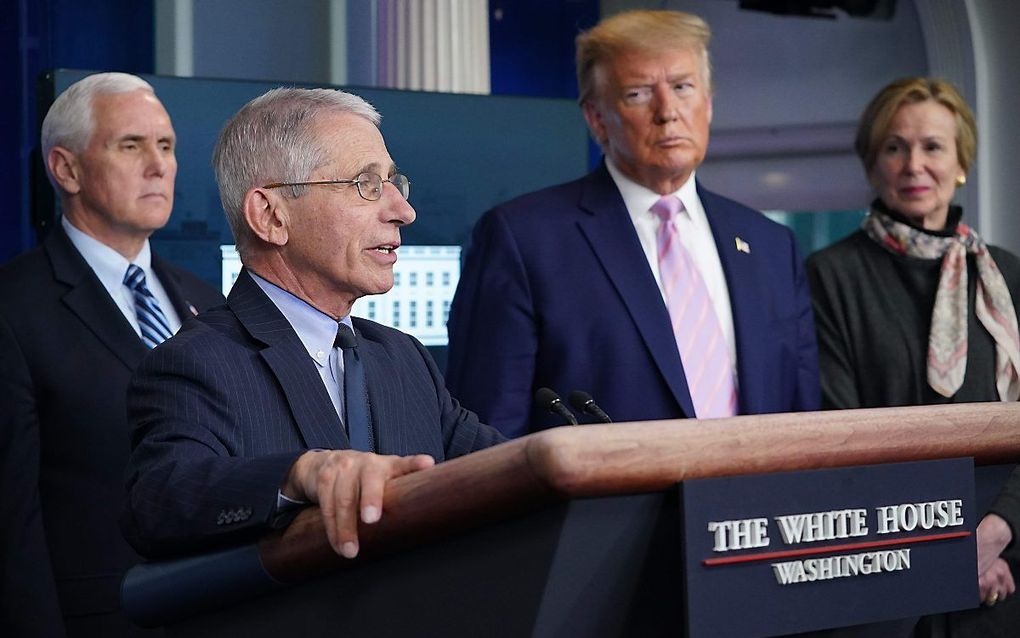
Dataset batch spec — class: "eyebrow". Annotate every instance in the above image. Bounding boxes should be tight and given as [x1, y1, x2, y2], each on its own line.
[114, 133, 176, 145]
[352, 162, 398, 176]
[884, 133, 949, 141]
[620, 72, 699, 89]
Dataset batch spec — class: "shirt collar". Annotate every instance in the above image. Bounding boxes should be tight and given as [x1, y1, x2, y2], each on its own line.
[62, 215, 152, 289]
[249, 272, 353, 366]
[605, 158, 701, 222]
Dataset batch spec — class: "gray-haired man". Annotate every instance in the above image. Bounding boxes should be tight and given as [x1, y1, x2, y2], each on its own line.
[0, 72, 222, 636]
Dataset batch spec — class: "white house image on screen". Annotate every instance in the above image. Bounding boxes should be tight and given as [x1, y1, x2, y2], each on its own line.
[220, 245, 461, 347]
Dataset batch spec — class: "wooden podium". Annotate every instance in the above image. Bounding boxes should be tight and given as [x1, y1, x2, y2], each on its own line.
[123, 403, 1020, 636]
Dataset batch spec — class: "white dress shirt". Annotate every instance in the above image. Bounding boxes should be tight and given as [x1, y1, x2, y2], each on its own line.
[605, 159, 738, 371]
[62, 215, 183, 337]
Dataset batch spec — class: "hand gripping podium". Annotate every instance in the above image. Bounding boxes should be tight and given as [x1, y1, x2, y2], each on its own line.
[123, 403, 1020, 637]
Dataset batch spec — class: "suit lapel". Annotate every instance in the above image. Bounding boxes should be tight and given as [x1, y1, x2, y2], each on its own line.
[152, 254, 200, 320]
[575, 165, 696, 418]
[698, 185, 766, 413]
[45, 226, 148, 370]
[229, 270, 348, 450]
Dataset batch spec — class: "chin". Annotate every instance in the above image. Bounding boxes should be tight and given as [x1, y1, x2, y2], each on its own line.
[367, 281, 394, 296]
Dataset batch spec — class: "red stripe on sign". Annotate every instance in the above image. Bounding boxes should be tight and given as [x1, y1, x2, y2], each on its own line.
[703, 531, 972, 567]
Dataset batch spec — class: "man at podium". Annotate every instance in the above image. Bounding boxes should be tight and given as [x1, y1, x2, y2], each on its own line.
[121, 88, 504, 561]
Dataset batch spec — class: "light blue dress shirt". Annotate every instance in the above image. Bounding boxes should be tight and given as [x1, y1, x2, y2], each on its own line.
[250, 273, 357, 511]
[61, 215, 183, 336]
[250, 272, 354, 422]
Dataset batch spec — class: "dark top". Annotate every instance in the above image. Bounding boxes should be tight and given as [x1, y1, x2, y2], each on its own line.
[121, 269, 505, 559]
[807, 230, 1020, 409]
[806, 214, 1020, 545]
[0, 225, 223, 637]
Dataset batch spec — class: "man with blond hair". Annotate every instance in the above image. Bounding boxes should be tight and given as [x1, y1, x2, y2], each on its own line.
[447, 10, 819, 436]
[0, 72, 221, 636]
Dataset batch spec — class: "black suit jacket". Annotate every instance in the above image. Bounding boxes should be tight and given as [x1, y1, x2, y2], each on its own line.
[0, 225, 223, 637]
[121, 269, 504, 559]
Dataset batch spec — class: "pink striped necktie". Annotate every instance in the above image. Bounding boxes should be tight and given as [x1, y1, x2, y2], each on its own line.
[652, 195, 737, 418]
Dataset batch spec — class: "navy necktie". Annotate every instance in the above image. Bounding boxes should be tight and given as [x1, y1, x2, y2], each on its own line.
[124, 264, 173, 348]
[334, 323, 374, 452]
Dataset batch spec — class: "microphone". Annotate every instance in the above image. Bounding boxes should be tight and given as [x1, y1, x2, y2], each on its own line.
[568, 390, 613, 423]
[534, 387, 578, 425]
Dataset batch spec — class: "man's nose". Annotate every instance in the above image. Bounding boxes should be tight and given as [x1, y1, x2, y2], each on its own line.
[652, 85, 680, 123]
[145, 146, 171, 176]
[385, 186, 416, 226]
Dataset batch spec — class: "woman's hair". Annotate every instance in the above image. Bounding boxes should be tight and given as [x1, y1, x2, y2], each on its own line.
[855, 77, 977, 174]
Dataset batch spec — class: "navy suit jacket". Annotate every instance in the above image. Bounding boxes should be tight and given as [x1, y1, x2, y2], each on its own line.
[446, 163, 820, 438]
[122, 269, 504, 559]
[0, 224, 223, 637]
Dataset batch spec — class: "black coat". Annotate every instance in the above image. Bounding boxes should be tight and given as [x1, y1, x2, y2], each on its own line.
[0, 224, 223, 637]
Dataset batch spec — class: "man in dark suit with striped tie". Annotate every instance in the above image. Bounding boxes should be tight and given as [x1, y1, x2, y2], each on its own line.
[120, 88, 504, 562]
[0, 73, 223, 637]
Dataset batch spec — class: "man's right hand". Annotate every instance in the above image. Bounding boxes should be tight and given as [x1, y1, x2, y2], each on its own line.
[282, 450, 435, 558]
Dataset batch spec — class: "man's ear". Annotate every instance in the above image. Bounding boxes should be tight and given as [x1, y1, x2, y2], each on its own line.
[243, 188, 289, 247]
[47, 147, 81, 195]
[581, 100, 608, 147]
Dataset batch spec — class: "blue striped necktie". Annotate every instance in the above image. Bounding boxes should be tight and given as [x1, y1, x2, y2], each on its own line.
[124, 264, 173, 348]
[334, 323, 374, 452]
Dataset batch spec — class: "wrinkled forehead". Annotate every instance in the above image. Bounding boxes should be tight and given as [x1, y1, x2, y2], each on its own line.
[309, 111, 394, 174]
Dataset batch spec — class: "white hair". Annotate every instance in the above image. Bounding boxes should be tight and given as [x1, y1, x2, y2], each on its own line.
[212, 87, 381, 256]
[40, 72, 155, 187]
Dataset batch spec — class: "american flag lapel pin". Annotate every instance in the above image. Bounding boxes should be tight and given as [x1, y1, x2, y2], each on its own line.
[735, 237, 751, 254]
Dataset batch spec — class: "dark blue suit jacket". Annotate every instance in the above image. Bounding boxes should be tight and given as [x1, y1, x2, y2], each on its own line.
[446, 163, 820, 438]
[122, 269, 504, 559]
[0, 224, 223, 637]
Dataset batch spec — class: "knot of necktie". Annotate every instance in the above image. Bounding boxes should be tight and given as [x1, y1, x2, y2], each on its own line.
[650, 195, 683, 222]
[123, 263, 147, 291]
[334, 323, 357, 350]
[124, 264, 173, 348]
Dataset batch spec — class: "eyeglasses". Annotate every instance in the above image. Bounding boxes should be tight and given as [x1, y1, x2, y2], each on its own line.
[262, 172, 410, 202]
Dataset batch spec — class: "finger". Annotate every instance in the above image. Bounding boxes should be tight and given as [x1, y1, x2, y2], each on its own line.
[358, 459, 393, 525]
[358, 455, 432, 524]
[333, 458, 362, 559]
[979, 579, 994, 601]
[396, 454, 435, 475]
[317, 466, 340, 553]
[1004, 568, 1017, 596]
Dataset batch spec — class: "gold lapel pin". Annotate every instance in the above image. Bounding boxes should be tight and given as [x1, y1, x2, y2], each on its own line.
[735, 237, 751, 254]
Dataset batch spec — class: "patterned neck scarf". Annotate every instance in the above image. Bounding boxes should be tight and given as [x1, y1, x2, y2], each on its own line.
[862, 206, 1020, 401]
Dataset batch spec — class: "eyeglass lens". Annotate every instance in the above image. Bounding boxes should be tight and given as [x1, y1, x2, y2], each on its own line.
[357, 173, 409, 201]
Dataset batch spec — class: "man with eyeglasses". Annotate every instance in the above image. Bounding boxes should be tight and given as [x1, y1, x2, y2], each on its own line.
[120, 87, 504, 560]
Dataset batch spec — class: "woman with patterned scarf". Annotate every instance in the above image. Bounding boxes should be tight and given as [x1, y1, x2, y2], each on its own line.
[807, 77, 1019, 635]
